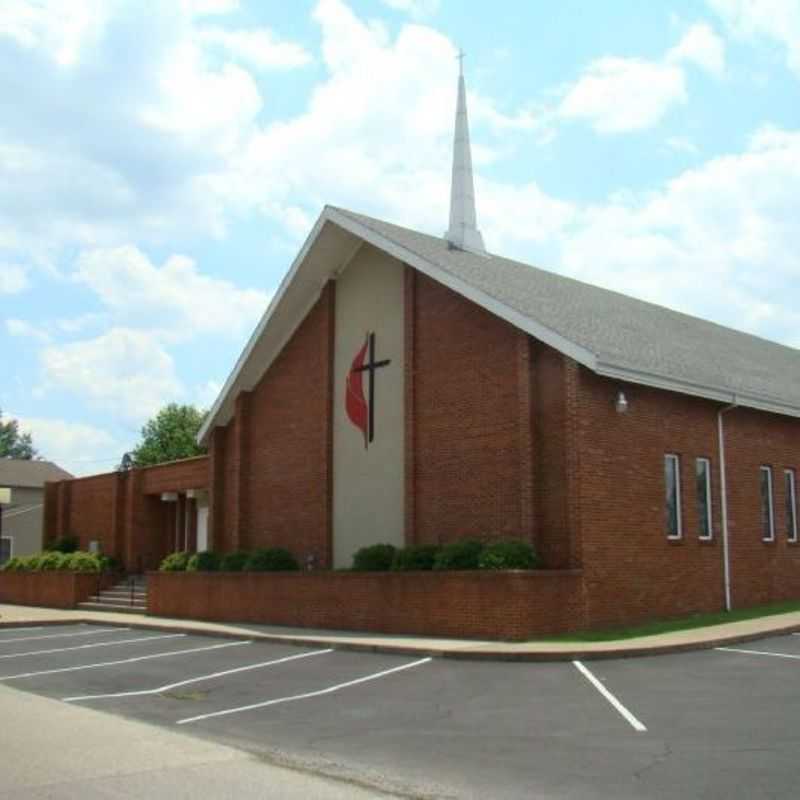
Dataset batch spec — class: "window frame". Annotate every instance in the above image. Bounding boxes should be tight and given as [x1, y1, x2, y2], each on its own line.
[760, 465, 775, 542]
[696, 457, 713, 541]
[785, 469, 798, 543]
[665, 453, 683, 540]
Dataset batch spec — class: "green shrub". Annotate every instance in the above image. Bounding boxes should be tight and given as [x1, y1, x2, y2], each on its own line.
[159, 551, 191, 572]
[219, 550, 249, 572]
[49, 535, 79, 553]
[98, 555, 122, 573]
[391, 544, 441, 571]
[22, 553, 44, 571]
[187, 551, 221, 572]
[433, 539, 484, 570]
[244, 547, 300, 572]
[1, 556, 24, 572]
[65, 552, 102, 572]
[352, 543, 396, 571]
[478, 539, 539, 570]
[39, 551, 69, 571]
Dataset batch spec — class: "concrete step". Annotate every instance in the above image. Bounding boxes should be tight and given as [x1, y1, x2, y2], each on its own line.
[96, 590, 147, 601]
[89, 596, 147, 606]
[77, 602, 148, 614]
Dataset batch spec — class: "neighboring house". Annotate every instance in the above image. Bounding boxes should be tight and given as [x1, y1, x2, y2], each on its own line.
[0, 459, 73, 565]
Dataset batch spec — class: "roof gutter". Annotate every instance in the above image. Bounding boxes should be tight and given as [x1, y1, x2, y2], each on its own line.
[718, 399, 738, 612]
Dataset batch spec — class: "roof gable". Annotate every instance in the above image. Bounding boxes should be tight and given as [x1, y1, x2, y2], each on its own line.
[199, 205, 800, 442]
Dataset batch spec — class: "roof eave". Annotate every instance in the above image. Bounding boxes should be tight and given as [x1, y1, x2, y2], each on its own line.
[596, 362, 800, 419]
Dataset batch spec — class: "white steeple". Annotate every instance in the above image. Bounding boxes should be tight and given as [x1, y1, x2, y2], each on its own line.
[445, 51, 486, 255]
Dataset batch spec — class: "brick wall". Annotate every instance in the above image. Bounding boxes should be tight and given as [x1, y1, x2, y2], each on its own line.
[43, 456, 210, 572]
[575, 369, 800, 629]
[211, 284, 335, 566]
[0, 571, 113, 609]
[410, 273, 531, 545]
[67, 474, 116, 555]
[148, 569, 584, 640]
[141, 456, 208, 494]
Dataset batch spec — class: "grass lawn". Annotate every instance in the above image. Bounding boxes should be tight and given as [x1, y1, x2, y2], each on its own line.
[536, 599, 800, 642]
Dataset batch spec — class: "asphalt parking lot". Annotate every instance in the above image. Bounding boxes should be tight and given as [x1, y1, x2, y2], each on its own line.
[1, 622, 799, 799]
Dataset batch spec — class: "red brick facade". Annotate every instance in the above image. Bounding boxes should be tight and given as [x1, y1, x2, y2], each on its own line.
[46, 456, 209, 572]
[148, 569, 583, 641]
[42, 256, 800, 636]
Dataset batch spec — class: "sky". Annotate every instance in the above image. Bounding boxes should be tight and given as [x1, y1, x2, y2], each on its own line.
[1, 0, 799, 475]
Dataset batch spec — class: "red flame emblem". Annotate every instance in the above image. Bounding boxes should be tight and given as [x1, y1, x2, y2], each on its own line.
[345, 335, 369, 448]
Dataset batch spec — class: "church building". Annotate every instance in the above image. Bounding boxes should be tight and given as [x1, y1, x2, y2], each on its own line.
[44, 64, 800, 634]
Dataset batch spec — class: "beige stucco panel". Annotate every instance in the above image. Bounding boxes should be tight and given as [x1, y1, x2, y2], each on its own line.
[333, 244, 405, 568]
[1, 486, 44, 560]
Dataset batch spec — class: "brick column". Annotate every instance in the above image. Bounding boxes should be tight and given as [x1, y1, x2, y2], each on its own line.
[57, 481, 71, 538]
[208, 427, 226, 552]
[124, 469, 142, 572]
[323, 281, 336, 569]
[110, 472, 126, 560]
[230, 391, 251, 551]
[175, 494, 186, 551]
[564, 359, 581, 569]
[517, 331, 535, 543]
[186, 498, 198, 552]
[404, 266, 416, 545]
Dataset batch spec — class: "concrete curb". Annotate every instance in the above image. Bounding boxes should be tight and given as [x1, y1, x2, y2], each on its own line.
[3, 610, 800, 662]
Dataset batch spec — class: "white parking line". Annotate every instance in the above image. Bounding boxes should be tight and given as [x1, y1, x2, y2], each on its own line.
[66, 648, 334, 702]
[0, 627, 44, 634]
[573, 660, 647, 733]
[0, 633, 186, 660]
[0, 628, 127, 645]
[177, 656, 432, 726]
[716, 646, 800, 661]
[0, 640, 252, 680]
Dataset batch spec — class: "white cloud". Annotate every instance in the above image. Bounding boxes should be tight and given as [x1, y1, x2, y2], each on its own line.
[196, 27, 312, 70]
[195, 378, 223, 409]
[5, 318, 50, 343]
[0, 0, 111, 67]
[709, 0, 800, 76]
[73, 245, 269, 341]
[558, 125, 800, 346]
[554, 21, 725, 135]
[665, 135, 700, 156]
[558, 57, 687, 133]
[0, 264, 29, 293]
[41, 328, 183, 422]
[381, 0, 440, 19]
[667, 22, 726, 77]
[13, 415, 120, 477]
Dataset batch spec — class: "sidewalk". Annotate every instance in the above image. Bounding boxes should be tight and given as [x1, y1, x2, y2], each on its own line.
[2, 602, 799, 661]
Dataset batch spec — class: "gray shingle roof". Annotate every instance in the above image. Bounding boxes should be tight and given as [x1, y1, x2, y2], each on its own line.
[333, 207, 800, 415]
[0, 459, 73, 489]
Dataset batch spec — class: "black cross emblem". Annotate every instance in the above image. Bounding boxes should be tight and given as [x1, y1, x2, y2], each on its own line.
[354, 332, 391, 445]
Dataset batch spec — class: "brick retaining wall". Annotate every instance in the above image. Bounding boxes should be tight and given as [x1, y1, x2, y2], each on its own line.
[147, 570, 584, 641]
[0, 572, 113, 609]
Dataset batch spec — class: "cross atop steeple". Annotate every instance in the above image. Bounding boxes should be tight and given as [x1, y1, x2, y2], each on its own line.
[444, 49, 486, 255]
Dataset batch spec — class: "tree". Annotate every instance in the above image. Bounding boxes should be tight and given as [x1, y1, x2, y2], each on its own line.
[0, 409, 38, 459]
[129, 404, 207, 467]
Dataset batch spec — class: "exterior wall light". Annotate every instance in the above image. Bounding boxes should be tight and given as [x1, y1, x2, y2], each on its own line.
[615, 391, 629, 414]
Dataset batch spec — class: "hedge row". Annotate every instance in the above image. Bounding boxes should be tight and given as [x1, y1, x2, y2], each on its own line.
[159, 548, 300, 573]
[1, 550, 117, 573]
[352, 539, 539, 571]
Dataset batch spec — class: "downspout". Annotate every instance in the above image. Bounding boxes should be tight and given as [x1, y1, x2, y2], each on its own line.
[718, 400, 737, 612]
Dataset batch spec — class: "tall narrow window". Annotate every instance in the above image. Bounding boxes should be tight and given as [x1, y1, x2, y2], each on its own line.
[0, 536, 11, 566]
[785, 469, 798, 543]
[665, 454, 682, 539]
[760, 466, 775, 542]
[696, 458, 712, 540]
